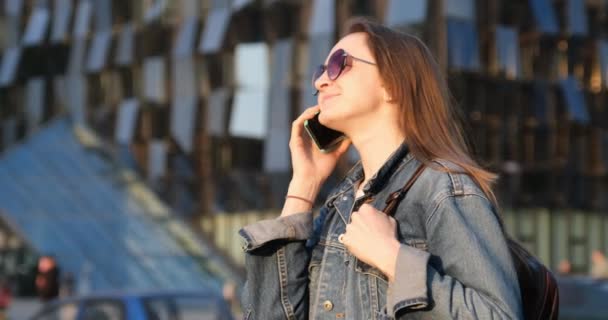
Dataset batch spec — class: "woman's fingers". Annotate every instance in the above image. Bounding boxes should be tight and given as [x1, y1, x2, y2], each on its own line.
[298, 105, 321, 121]
[290, 106, 320, 148]
[291, 106, 320, 133]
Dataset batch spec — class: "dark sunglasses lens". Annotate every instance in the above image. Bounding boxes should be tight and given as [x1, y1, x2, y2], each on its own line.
[312, 65, 325, 85]
[327, 49, 345, 80]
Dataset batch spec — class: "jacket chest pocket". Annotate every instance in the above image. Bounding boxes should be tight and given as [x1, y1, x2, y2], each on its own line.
[353, 258, 388, 320]
[308, 242, 325, 294]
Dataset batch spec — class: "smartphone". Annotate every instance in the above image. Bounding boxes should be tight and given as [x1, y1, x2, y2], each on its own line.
[304, 112, 345, 153]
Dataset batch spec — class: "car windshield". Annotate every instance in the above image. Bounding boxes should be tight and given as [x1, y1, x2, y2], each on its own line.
[144, 295, 231, 320]
[32, 302, 78, 320]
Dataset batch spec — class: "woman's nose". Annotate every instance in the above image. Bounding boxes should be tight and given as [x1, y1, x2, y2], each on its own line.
[313, 71, 330, 95]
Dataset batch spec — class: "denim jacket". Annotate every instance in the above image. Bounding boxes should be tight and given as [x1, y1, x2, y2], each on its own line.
[239, 144, 523, 319]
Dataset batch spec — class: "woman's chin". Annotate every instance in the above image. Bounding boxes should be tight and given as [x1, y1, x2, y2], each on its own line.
[318, 112, 335, 126]
[320, 119, 346, 135]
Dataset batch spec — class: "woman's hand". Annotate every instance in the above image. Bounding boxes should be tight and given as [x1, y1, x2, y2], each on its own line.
[289, 106, 351, 184]
[282, 106, 351, 216]
[340, 204, 401, 282]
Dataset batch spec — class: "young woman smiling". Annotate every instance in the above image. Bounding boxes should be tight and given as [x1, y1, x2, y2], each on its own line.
[239, 18, 522, 320]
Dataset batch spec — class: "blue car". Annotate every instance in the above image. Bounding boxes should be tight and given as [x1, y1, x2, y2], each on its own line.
[29, 290, 234, 320]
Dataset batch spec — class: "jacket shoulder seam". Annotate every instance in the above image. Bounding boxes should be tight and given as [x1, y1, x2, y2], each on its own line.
[424, 193, 491, 228]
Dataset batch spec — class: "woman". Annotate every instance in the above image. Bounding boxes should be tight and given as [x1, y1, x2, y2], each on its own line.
[239, 18, 523, 319]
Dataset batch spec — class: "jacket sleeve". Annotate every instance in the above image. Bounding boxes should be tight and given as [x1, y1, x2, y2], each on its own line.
[239, 211, 313, 320]
[387, 194, 523, 319]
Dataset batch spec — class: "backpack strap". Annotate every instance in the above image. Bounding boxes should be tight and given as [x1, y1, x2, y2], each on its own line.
[383, 163, 426, 217]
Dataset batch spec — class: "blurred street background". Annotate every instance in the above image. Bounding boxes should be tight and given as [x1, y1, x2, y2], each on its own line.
[0, 0, 607, 319]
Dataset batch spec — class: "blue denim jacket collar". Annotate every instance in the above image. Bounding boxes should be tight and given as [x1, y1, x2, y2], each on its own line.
[329, 142, 413, 224]
[334, 141, 411, 195]
[358, 141, 411, 195]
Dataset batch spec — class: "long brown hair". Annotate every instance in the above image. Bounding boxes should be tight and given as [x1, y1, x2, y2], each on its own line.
[346, 17, 498, 205]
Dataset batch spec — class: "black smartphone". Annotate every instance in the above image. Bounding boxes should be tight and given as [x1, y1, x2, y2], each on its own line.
[304, 112, 345, 153]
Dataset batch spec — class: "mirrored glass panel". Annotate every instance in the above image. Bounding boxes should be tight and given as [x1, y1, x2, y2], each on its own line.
[445, 0, 474, 20]
[230, 42, 270, 139]
[559, 77, 590, 125]
[198, 8, 231, 54]
[22, 7, 50, 46]
[269, 39, 292, 114]
[0, 47, 21, 87]
[173, 16, 199, 58]
[496, 25, 521, 79]
[67, 38, 87, 75]
[144, 0, 167, 23]
[171, 95, 197, 152]
[51, 0, 72, 42]
[143, 56, 167, 103]
[4, 0, 24, 46]
[567, 0, 588, 36]
[86, 30, 112, 72]
[115, 23, 135, 66]
[235, 42, 269, 89]
[93, 0, 112, 31]
[447, 18, 480, 71]
[115, 98, 139, 144]
[529, 0, 559, 34]
[230, 90, 269, 139]
[4, 0, 23, 16]
[385, 0, 427, 28]
[73, 0, 92, 38]
[309, 0, 335, 36]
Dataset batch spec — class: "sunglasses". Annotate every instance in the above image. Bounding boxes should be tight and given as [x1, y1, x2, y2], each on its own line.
[312, 48, 376, 94]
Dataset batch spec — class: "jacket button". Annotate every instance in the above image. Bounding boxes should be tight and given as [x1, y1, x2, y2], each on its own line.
[323, 300, 334, 311]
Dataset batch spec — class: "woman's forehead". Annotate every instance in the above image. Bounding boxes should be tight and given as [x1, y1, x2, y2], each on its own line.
[325, 32, 372, 62]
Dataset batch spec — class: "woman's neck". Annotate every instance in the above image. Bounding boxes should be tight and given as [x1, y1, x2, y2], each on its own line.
[349, 124, 406, 189]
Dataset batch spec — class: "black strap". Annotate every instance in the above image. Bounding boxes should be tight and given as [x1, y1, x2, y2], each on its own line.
[382, 163, 426, 217]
